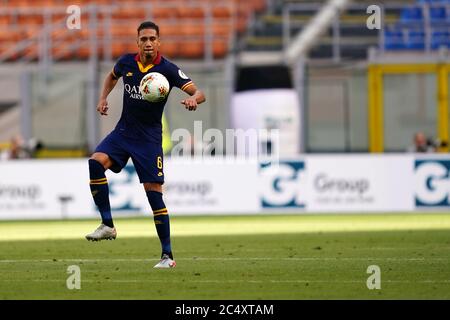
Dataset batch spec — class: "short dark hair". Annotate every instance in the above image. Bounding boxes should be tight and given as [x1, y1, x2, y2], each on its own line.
[137, 21, 159, 36]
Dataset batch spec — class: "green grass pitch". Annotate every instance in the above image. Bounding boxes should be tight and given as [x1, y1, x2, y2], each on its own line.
[0, 213, 449, 299]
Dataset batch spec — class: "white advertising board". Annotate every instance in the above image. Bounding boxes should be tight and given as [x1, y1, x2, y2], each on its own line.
[305, 155, 414, 212]
[0, 160, 92, 219]
[1, 154, 449, 220]
[0, 158, 260, 220]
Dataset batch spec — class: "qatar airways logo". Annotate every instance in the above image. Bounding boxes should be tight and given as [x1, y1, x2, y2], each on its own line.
[124, 84, 145, 100]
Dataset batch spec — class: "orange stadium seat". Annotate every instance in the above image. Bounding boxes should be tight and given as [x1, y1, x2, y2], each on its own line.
[182, 23, 205, 37]
[176, 7, 205, 19]
[110, 43, 123, 58]
[158, 23, 182, 37]
[0, 29, 19, 42]
[110, 24, 136, 38]
[51, 13, 68, 23]
[160, 41, 179, 58]
[7, 0, 32, 8]
[111, 7, 146, 21]
[17, 14, 44, 26]
[213, 23, 232, 37]
[178, 40, 204, 59]
[152, 7, 177, 19]
[76, 46, 90, 59]
[0, 16, 13, 26]
[109, 41, 138, 58]
[76, 45, 103, 60]
[213, 6, 232, 19]
[213, 39, 228, 58]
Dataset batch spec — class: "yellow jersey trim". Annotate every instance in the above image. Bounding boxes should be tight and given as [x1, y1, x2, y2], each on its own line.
[137, 61, 155, 73]
[111, 68, 119, 79]
[181, 81, 194, 91]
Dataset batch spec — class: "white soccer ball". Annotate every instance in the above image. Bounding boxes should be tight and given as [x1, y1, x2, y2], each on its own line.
[139, 72, 170, 103]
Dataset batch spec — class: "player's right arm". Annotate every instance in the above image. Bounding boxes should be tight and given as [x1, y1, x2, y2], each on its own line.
[97, 71, 119, 116]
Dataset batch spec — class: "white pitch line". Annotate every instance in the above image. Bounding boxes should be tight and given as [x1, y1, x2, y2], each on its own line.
[0, 257, 449, 263]
[0, 279, 449, 284]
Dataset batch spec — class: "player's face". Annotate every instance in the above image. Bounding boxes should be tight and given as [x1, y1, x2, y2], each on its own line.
[137, 28, 160, 60]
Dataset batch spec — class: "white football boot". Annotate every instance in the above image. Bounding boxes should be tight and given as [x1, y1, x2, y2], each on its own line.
[153, 253, 176, 269]
[85, 224, 117, 241]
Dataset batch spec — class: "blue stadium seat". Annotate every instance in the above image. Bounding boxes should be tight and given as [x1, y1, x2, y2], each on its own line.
[430, 6, 447, 22]
[381, 1, 450, 52]
[384, 29, 406, 50]
[418, 0, 450, 4]
[431, 30, 450, 49]
[400, 7, 424, 23]
[406, 30, 426, 49]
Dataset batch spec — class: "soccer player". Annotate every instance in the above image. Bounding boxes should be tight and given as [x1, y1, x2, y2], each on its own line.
[85, 21, 206, 268]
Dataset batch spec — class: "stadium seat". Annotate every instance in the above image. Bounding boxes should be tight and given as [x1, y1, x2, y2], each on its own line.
[77, 45, 102, 60]
[213, 7, 232, 19]
[0, 16, 12, 26]
[431, 30, 450, 49]
[0, 29, 19, 42]
[213, 23, 233, 37]
[17, 14, 44, 26]
[429, 6, 447, 23]
[51, 13, 69, 23]
[176, 7, 205, 19]
[158, 23, 183, 37]
[111, 8, 146, 21]
[7, 0, 33, 8]
[178, 40, 204, 58]
[400, 7, 424, 23]
[161, 41, 179, 58]
[152, 7, 177, 19]
[406, 30, 426, 49]
[110, 25, 136, 38]
[182, 23, 205, 37]
[384, 28, 406, 50]
[213, 40, 228, 58]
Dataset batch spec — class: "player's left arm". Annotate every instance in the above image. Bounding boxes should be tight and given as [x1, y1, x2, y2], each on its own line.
[181, 83, 206, 111]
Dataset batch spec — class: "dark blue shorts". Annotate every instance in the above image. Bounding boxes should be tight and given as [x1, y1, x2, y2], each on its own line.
[95, 130, 164, 184]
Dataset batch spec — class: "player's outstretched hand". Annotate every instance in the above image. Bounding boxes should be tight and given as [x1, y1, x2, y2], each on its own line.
[181, 97, 198, 111]
[97, 98, 109, 116]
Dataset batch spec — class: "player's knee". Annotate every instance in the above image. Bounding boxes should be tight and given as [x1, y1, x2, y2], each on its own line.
[144, 182, 162, 193]
[88, 159, 106, 178]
